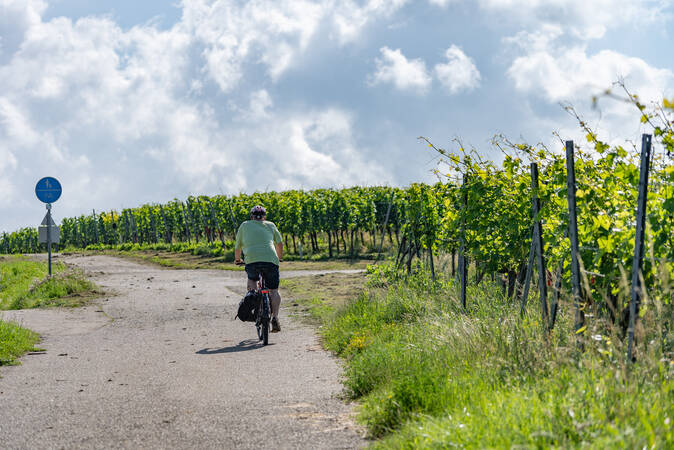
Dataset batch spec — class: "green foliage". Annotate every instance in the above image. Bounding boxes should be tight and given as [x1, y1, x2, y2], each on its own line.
[427, 103, 673, 313]
[0, 228, 38, 254]
[317, 264, 674, 447]
[1, 187, 408, 260]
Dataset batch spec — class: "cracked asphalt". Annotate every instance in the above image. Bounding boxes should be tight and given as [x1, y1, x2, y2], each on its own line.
[0, 255, 365, 449]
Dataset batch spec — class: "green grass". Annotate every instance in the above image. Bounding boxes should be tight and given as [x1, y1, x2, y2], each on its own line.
[289, 261, 674, 448]
[0, 255, 100, 309]
[0, 320, 42, 365]
[280, 272, 368, 325]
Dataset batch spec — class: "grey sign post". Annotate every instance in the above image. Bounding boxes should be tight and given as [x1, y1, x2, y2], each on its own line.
[35, 177, 62, 276]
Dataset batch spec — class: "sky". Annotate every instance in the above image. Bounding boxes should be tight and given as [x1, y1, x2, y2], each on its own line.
[1, 0, 673, 232]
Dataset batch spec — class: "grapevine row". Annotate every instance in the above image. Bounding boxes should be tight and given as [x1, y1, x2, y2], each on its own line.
[2, 98, 672, 324]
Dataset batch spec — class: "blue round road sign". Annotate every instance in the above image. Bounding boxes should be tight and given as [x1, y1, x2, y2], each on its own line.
[35, 177, 62, 203]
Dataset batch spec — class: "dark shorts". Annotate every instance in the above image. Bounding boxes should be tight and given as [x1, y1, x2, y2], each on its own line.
[244, 262, 280, 289]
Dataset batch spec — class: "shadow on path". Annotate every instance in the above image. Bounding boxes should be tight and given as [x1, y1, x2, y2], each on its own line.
[196, 339, 274, 354]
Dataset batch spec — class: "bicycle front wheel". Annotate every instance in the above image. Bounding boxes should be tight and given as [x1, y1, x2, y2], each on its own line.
[261, 319, 269, 345]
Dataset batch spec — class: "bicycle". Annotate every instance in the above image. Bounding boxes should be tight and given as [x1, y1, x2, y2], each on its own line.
[255, 272, 272, 345]
[236, 261, 272, 346]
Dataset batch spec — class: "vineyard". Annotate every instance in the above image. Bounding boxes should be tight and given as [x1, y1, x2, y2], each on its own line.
[0, 186, 408, 258]
[2, 96, 673, 344]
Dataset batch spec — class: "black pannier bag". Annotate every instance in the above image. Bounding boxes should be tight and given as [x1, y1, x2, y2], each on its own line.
[236, 290, 259, 322]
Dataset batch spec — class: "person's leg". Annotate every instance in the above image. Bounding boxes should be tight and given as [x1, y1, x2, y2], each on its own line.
[247, 278, 257, 291]
[270, 289, 281, 318]
[263, 263, 282, 332]
[244, 264, 260, 291]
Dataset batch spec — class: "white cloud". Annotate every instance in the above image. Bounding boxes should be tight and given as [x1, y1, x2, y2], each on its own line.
[370, 47, 432, 93]
[0, 0, 46, 60]
[332, 0, 410, 44]
[181, 0, 327, 91]
[434, 45, 481, 94]
[506, 28, 674, 149]
[0, 97, 39, 147]
[508, 45, 673, 104]
[427, 0, 458, 6]
[248, 90, 273, 120]
[238, 108, 386, 190]
[478, 0, 670, 39]
[503, 24, 564, 53]
[178, 0, 422, 91]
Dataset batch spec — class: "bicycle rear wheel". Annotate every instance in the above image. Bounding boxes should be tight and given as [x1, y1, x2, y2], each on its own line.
[261, 319, 269, 345]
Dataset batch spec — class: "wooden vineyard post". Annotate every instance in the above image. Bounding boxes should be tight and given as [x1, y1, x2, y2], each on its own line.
[548, 228, 567, 330]
[531, 163, 549, 326]
[566, 140, 584, 345]
[185, 201, 198, 242]
[376, 192, 395, 262]
[159, 205, 171, 243]
[226, 199, 238, 237]
[429, 245, 436, 281]
[150, 209, 159, 243]
[123, 210, 130, 243]
[131, 213, 139, 243]
[395, 231, 407, 268]
[549, 258, 564, 330]
[627, 134, 652, 362]
[93, 209, 100, 244]
[197, 199, 211, 244]
[459, 174, 468, 311]
[208, 199, 226, 246]
[181, 202, 192, 243]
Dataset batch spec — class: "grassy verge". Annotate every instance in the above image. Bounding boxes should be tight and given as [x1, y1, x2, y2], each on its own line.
[280, 272, 368, 325]
[286, 261, 674, 448]
[0, 320, 42, 365]
[0, 255, 100, 309]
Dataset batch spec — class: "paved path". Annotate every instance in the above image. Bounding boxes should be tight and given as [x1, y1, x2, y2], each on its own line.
[0, 255, 364, 449]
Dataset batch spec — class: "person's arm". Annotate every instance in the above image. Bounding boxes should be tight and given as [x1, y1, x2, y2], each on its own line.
[271, 223, 283, 262]
[234, 224, 244, 264]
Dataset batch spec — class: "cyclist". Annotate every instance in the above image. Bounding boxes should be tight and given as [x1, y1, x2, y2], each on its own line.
[234, 205, 284, 332]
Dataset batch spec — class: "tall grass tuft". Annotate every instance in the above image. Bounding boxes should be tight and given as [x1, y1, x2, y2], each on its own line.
[0, 320, 41, 365]
[1, 256, 99, 310]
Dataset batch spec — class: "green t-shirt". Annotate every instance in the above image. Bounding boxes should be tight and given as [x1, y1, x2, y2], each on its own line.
[235, 220, 283, 265]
